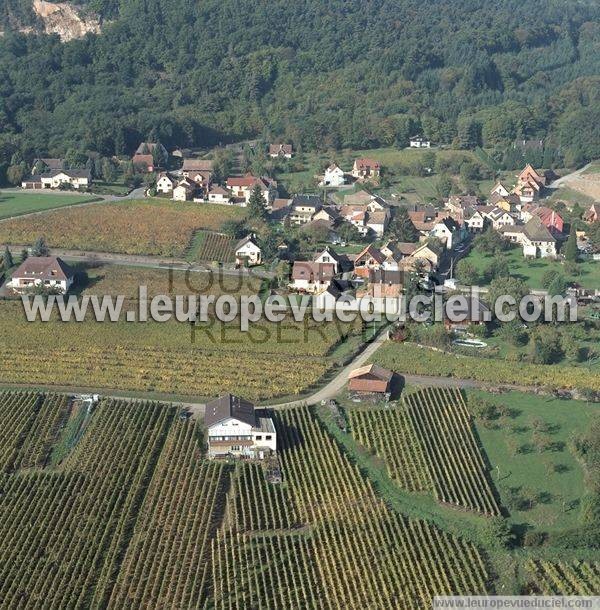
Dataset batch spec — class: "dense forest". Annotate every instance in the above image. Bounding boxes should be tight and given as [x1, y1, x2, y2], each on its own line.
[0, 0, 599, 175]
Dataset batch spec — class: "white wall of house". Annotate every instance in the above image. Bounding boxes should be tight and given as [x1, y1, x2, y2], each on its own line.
[9, 276, 72, 293]
[322, 167, 345, 186]
[40, 173, 89, 189]
[236, 242, 262, 265]
[156, 176, 173, 193]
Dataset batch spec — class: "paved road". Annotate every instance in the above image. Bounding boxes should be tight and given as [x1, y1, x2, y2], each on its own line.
[548, 163, 592, 188]
[0, 334, 553, 420]
[5, 246, 276, 279]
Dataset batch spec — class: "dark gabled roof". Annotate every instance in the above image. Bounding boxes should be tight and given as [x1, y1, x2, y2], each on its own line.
[43, 169, 91, 179]
[33, 158, 64, 170]
[292, 194, 322, 209]
[183, 158, 214, 171]
[235, 234, 260, 251]
[11, 256, 74, 282]
[204, 394, 256, 428]
[355, 243, 386, 264]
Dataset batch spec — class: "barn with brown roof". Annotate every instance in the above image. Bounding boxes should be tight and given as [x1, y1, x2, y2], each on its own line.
[348, 364, 394, 396]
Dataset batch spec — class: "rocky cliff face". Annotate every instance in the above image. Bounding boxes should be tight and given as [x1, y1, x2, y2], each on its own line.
[32, 0, 101, 41]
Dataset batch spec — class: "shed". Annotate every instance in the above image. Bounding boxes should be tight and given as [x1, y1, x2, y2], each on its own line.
[348, 364, 394, 394]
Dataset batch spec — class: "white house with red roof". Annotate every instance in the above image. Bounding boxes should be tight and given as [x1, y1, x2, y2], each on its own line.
[351, 158, 381, 180]
[226, 173, 277, 205]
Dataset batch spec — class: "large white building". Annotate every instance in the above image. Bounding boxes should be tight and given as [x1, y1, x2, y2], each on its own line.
[8, 256, 74, 294]
[205, 394, 276, 459]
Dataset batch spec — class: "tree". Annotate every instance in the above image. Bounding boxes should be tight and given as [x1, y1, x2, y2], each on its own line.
[564, 224, 578, 262]
[480, 517, 515, 549]
[456, 259, 479, 285]
[388, 207, 418, 242]
[337, 221, 362, 243]
[488, 276, 529, 319]
[435, 173, 453, 199]
[31, 236, 50, 257]
[101, 158, 117, 183]
[247, 185, 267, 220]
[152, 142, 167, 169]
[222, 219, 248, 239]
[6, 164, 26, 186]
[2, 245, 13, 270]
[529, 326, 563, 364]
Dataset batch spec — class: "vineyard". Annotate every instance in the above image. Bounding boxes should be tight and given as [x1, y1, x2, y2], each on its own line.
[212, 406, 492, 609]
[0, 301, 359, 399]
[0, 391, 595, 607]
[0, 396, 176, 608]
[373, 342, 600, 392]
[194, 231, 237, 263]
[0, 199, 245, 257]
[0, 391, 70, 472]
[349, 387, 501, 515]
[527, 559, 600, 595]
[81, 265, 261, 300]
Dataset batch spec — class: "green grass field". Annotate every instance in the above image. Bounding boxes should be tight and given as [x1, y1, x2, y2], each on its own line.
[0, 191, 99, 219]
[467, 389, 598, 533]
[463, 246, 600, 290]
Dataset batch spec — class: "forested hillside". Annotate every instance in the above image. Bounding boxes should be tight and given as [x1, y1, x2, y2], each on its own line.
[0, 0, 599, 171]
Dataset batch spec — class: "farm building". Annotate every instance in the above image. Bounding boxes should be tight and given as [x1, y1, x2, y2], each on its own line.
[348, 364, 394, 397]
[205, 394, 276, 459]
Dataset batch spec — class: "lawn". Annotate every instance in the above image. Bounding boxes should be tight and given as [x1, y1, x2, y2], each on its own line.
[0, 191, 99, 219]
[463, 245, 600, 290]
[0, 199, 246, 257]
[467, 389, 599, 533]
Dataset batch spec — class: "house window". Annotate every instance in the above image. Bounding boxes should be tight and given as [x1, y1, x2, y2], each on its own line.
[265, 435, 272, 440]
[232, 445, 241, 451]
[255, 435, 262, 440]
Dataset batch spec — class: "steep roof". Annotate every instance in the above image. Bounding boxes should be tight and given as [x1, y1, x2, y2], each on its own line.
[11, 256, 74, 282]
[523, 216, 556, 242]
[204, 394, 257, 428]
[269, 143, 293, 154]
[235, 234, 260, 251]
[368, 269, 403, 285]
[291, 261, 336, 281]
[354, 243, 386, 264]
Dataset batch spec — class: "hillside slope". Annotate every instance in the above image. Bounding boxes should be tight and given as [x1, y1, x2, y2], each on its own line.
[0, 0, 598, 164]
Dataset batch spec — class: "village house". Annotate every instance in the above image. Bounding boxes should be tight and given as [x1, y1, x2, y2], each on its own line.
[8, 256, 74, 294]
[500, 217, 557, 258]
[410, 241, 444, 272]
[409, 135, 431, 148]
[156, 172, 175, 194]
[205, 394, 276, 459]
[290, 261, 336, 294]
[24, 169, 92, 190]
[490, 182, 510, 198]
[340, 206, 368, 235]
[313, 246, 344, 274]
[584, 203, 600, 223]
[482, 206, 517, 230]
[445, 195, 481, 216]
[268, 143, 293, 158]
[312, 206, 340, 224]
[353, 244, 386, 278]
[366, 209, 391, 237]
[381, 241, 418, 259]
[288, 195, 322, 225]
[343, 189, 374, 207]
[31, 158, 64, 174]
[207, 185, 234, 204]
[429, 217, 463, 250]
[464, 209, 487, 232]
[512, 164, 546, 203]
[182, 159, 214, 184]
[522, 206, 564, 236]
[271, 198, 293, 222]
[351, 158, 381, 181]
[408, 207, 438, 234]
[173, 178, 197, 201]
[313, 281, 358, 311]
[358, 269, 403, 299]
[320, 163, 346, 187]
[226, 174, 277, 205]
[132, 142, 168, 173]
[348, 364, 394, 398]
[235, 234, 262, 267]
[489, 192, 521, 213]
